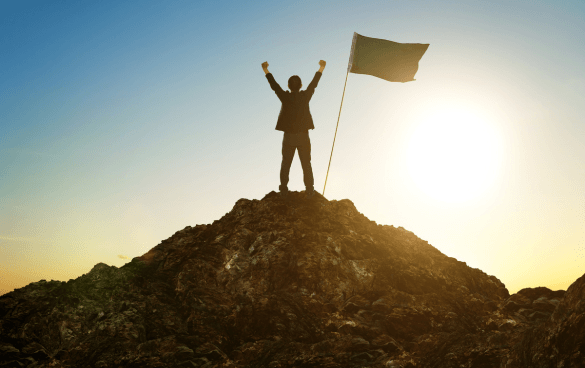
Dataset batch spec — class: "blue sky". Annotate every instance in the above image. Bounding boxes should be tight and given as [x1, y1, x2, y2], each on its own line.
[1, 0, 584, 295]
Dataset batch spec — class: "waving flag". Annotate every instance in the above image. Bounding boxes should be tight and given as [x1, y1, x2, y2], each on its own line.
[348, 32, 429, 82]
[323, 32, 429, 195]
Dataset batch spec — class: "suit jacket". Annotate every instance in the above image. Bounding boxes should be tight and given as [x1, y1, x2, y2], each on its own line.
[265, 72, 322, 133]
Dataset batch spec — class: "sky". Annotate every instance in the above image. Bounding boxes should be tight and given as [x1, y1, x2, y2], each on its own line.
[1, 0, 584, 296]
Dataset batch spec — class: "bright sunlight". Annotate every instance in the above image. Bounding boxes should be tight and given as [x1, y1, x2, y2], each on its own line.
[406, 107, 502, 203]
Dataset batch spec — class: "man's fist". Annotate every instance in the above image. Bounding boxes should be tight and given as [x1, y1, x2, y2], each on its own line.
[319, 60, 326, 67]
[262, 61, 269, 69]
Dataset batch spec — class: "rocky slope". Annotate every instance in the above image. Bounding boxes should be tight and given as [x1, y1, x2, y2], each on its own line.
[1, 191, 582, 367]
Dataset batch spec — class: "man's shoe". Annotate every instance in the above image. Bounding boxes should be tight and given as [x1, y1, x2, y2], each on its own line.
[280, 189, 289, 199]
[306, 188, 315, 198]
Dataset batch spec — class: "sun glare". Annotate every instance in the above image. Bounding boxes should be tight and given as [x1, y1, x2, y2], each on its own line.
[406, 108, 502, 203]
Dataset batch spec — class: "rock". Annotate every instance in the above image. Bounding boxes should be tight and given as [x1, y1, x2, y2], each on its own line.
[505, 273, 585, 367]
[0, 344, 19, 358]
[0, 191, 581, 367]
[343, 302, 361, 314]
[498, 319, 517, 331]
[27, 349, 49, 362]
[350, 351, 373, 362]
[371, 334, 401, 353]
[20, 342, 44, 356]
[485, 318, 498, 331]
[527, 311, 550, 321]
[195, 343, 227, 361]
[0, 361, 24, 368]
[350, 337, 370, 351]
[178, 360, 199, 368]
[174, 345, 195, 360]
[532, 298, 557, 313]
[502, 300, 525, 313]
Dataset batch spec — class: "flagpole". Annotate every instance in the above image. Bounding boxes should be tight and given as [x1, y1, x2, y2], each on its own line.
[322, 69, 349, 196]
[323, 32, 357, 196]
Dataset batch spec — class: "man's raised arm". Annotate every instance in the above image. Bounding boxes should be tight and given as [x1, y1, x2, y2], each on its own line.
[263, 61, 285, 100]
[306, 60, 325, 96]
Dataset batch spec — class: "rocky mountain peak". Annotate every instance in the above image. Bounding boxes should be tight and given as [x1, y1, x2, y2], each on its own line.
[1, 191, 583, 367]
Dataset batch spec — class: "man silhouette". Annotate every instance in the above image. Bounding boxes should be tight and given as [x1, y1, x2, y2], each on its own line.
[262, 60, 326, 198]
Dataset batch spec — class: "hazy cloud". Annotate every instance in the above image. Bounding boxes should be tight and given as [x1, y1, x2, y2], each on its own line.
[117, 255, 130, 260]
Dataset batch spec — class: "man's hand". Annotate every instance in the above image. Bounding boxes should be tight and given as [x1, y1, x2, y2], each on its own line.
[318, 60, 326, 73]
[262, 61, 270, 74]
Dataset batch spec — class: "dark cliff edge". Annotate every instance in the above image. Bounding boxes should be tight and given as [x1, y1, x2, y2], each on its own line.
[1, 191, 582, 367]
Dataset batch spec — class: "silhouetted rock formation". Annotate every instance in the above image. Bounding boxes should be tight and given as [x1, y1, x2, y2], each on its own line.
[1, 191, 582, 367]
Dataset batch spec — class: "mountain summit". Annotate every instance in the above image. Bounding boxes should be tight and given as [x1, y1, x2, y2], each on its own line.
[1, 191, 583, 367]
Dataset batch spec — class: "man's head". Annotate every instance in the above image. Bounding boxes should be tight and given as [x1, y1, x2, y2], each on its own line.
[288, 75, 302, 92]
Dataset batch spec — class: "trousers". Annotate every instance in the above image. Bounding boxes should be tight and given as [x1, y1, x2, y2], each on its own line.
[279, 132, 314, 191]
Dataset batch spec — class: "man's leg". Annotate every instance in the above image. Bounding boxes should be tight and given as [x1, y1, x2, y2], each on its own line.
[297, 142, 314, 192]
[280, 143, 296, 192]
